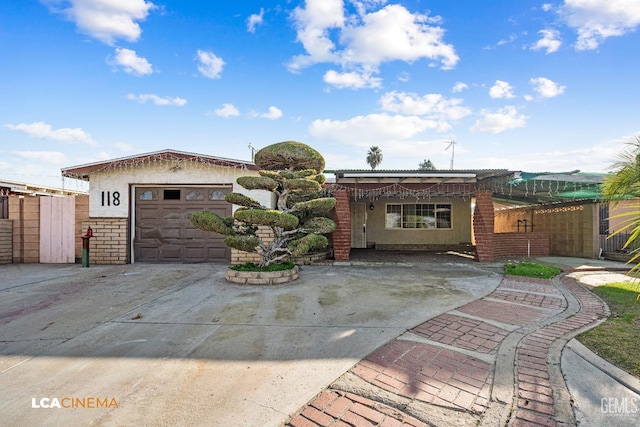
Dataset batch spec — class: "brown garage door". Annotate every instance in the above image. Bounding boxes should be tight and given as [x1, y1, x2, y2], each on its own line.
[134, 186, 231, 263]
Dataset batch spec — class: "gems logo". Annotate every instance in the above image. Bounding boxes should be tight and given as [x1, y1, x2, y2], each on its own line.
[31, 397, 119, 409]
[601, 397, 638, 415]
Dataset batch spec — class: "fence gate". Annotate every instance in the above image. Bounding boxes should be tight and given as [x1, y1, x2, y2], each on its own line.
[40, 197, 75, 263]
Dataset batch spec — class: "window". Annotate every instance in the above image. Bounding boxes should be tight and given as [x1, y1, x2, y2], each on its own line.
[163, 189, 181, 200]
[386, 203, 452, 229]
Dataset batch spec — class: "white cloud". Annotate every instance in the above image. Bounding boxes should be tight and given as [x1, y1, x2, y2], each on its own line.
[471, 106, 528, 134]
[323, 69, 382, 89]
[529, 77, 566, 98]
[483, 34, 518, 50]
[289, 0, 345, 71]
[45, 0, 156, 45]
[531, 29, 562, 54]
[288, 1, 458, 88]
[560, 0, 640, 50]
[259, 106, 283, 120]
[4, 121, 98, 146]
[497, 34, 518, 46]
[309, 113, 444, 145]
[339, 5, 458, 69]
[542, 3, 554, 12]
[452, 82, 468, 92]
[379, 91, 472, 121]
[126, 93, 187, 106]
[196, 49, 225, 79]
[247, 8, 264, 33]
[212, 103, 240, 118]
[11, 150, 68, 164]
[489, 80, 516, 99]
[350, 0, 389, 16]
[112, 48, 153, 76]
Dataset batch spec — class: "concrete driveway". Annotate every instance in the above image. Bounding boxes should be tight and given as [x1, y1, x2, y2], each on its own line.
[0, 258, 502, 426]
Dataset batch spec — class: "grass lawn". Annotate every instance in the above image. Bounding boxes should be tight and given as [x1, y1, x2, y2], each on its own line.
[577, 281, 640, 378]
[504, 261, 561, 279]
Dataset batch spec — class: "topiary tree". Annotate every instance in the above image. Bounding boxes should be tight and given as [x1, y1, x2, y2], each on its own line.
[190, 141, 336, 268]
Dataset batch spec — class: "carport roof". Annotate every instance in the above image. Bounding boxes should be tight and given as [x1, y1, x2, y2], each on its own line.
[482, 170, 607, 205]
[331, 169, 607, 205]
[333, 169, 511, 184]
[61, 149, 259, 181]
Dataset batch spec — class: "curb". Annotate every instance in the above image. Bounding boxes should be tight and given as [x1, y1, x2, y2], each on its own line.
[565, 339, 640, 396]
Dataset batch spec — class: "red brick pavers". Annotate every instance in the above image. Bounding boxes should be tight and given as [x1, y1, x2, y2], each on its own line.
[411, 313, 508, 354]
[510, 276, 608, 426]
[287, 389, 425, 427]
[284, 273, 608, 427]
[354, 340, 493, 413]
[455, 298, 556, 326]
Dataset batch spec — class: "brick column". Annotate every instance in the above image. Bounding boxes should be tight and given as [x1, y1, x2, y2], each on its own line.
[332, 189, 351, 261]
[473, 189, 495, 262]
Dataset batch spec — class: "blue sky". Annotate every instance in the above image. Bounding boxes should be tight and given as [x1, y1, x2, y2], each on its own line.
[1, 0, 640, 190]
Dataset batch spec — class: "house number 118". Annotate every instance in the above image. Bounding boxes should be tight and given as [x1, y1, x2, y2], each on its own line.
[101, 191, 120, 206]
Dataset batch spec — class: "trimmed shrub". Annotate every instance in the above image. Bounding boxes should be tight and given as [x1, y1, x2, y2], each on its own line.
[284, 178, 322, 192]
[234, 209, 299, 229]
[191, 140, 335, 268]
[189, 210, 234, 235]
[224, 192, 263, 209]
[302, 217, 336, 234]
[224, 235, 260, 252]
[293, 197, 336, 212]
[236, 176, 277, 191]
[290, 234, 328, 257]
[254, 141, 325, 172]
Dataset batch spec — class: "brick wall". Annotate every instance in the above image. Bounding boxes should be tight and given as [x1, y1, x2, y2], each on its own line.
[9, 196, 40, 263]
[331, 189, 351, 261]
[494, 201, 599, 258]
[231, 226, 273, 265]
[473, 190, 495, 262]
[493, 232, 550, 258]
[0, 219, 12, 264]
[82, 218, 128, 264]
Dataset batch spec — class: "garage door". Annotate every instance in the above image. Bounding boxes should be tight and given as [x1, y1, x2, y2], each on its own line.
[134, 186, 231, 262]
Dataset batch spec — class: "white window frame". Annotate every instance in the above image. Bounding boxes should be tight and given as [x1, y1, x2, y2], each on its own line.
[385, 203, 452, 230]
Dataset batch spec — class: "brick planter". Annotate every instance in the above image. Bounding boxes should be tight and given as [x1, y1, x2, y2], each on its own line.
[225, 266, 299, 285]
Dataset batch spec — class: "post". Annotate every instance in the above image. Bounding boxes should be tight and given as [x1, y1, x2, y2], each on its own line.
[81, 226, 93, 267]
[81, 237, 90, 267]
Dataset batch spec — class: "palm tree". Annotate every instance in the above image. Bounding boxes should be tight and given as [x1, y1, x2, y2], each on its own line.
[601, 137, 640, 199]
[601, 136, 640, 278]
[366, 146, 383, 170]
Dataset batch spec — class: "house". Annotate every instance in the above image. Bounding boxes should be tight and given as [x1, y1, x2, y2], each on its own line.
[61, 149, 269, 264]
[1, 149, 617, 266]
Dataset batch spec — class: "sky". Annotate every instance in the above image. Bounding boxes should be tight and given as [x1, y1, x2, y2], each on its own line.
[1, 0, 640, 191]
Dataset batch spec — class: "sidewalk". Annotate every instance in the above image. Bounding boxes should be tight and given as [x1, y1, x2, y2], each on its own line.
[285, 258, 639, 426]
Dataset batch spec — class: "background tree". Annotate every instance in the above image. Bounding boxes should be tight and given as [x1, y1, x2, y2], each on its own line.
[601, 136, 640, 277]
[190, 141, 336, 268]
[418, 159, 436, 170]
[366, 146, 383, 169]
